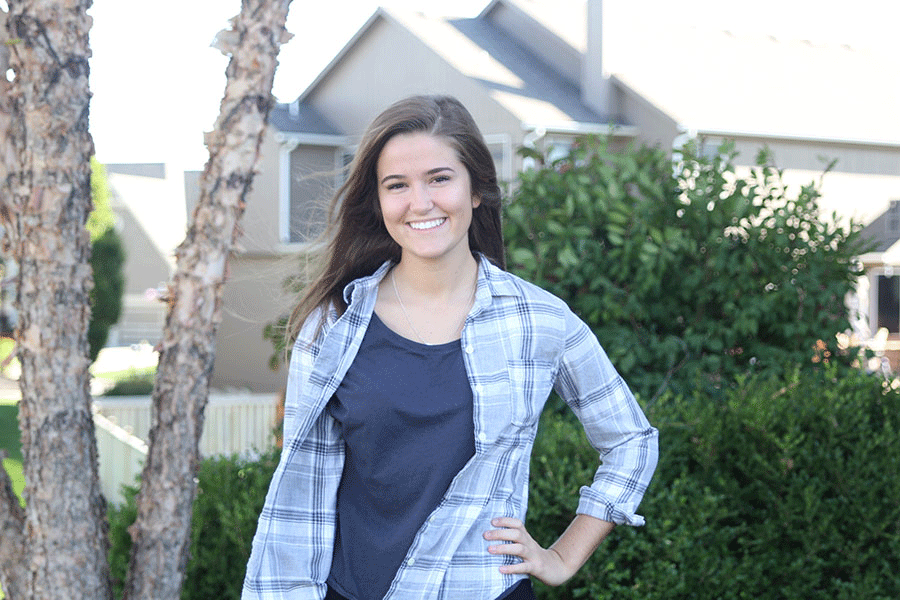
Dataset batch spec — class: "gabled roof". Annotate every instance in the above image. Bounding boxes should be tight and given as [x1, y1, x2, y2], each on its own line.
[284, 0, 900, 146]
[480, 0, 585, 53]
[440, 14, 606, 124]
[292, 4, 617, 130]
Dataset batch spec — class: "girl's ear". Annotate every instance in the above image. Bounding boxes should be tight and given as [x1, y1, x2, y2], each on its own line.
[472, 194, 481, 208]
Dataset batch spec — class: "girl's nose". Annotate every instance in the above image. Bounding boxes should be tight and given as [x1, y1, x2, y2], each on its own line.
[409, 182, 434, 213]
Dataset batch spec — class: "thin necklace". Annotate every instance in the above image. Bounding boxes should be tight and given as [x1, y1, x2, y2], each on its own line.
[392, 269, 430, 345]
[391, 268, 477, 345]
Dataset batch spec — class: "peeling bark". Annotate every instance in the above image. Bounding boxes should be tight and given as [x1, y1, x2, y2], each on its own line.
[1, 7, 13, 251]
[122, 2, 292, 599]
[0, 1, 112, 599]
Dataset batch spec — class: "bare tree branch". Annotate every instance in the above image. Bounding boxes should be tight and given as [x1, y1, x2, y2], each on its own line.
[122, 1, 293, 598]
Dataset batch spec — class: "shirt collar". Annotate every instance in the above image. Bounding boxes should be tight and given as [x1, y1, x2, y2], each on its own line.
[342, 260, 393, 305]
[340, 253, 523, 307]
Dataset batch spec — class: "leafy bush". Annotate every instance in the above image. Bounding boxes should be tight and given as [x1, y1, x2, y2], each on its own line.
[504, 138, 870, 401]
[108, 449, 280, 600]
[101, 369, 156, 396]
[527, 366, 900, 599]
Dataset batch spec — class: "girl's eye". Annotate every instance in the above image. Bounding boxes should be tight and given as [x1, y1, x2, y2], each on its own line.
[386, 181, 407, 190]
[432, 175, 450, 184]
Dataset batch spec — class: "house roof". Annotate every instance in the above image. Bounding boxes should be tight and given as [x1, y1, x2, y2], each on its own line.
[269, 101, 341, 136]
[861, 202, 900, 254]
[480, 0, 585, 53]
[283, 0, 900, 146]
[609, 22, 900, 146]
[292, 4, 616, 131]
[437, 14, 607, 124]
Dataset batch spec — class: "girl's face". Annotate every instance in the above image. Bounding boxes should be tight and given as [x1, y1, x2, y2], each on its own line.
[376, 132, 480, 267]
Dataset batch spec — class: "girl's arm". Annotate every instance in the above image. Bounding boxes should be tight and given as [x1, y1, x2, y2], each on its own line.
[484, 514, 614, 586]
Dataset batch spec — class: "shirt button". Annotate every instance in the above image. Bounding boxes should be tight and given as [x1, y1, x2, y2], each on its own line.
[478, 432, 487, 442]
[465, 345, 474, 354]
[407, 558, 416, 567]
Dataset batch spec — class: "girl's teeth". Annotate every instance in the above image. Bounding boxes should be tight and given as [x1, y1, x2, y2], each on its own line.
[410, 218, 445, 230]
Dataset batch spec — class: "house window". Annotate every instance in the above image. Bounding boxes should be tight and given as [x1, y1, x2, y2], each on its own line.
[887, 201, 900, 235]
[286, 144, 340, 244]
[544, 138, 574, 164]
[877, 274, 900, 333]
[483, 134, 512, 183]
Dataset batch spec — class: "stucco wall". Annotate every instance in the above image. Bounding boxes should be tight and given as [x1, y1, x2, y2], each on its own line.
[234, 129, 283, 254]
[210, 254, 298, 393]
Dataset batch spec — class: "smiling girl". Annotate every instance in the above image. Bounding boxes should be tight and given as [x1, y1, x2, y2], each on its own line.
[242, 95, 658, 600]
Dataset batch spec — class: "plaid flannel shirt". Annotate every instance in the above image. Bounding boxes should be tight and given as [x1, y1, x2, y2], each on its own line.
[242, 257, 658, 600]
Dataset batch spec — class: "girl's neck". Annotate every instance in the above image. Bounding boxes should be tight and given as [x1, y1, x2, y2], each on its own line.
[391, 253, 479, 302]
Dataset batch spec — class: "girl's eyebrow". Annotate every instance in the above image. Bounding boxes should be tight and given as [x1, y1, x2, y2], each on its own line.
[380, 166, 456, 185]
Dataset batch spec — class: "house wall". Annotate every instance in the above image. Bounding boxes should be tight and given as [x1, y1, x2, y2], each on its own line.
[710, 136, 900, 227]
[211, 253, 297, 393]
[608, 83, 900, 230]
[234, 129, 283, 254]
[305, 16, 524, 153]
[206, 130, 313, 392]
[105, 166, 185, 347]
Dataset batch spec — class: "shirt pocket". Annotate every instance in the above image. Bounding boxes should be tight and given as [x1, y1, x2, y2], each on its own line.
[506, 359, 555, 428]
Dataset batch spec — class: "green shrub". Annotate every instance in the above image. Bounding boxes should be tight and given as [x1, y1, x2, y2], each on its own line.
[108, 449, 280, 600]
[101, 370, 156, 396]
[87, 158, 126, 362]
[504, 138, 870, 401]
[527, 366, 900, 599]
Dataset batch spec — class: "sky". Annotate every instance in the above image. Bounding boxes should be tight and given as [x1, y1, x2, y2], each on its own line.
[86, 0, 487, 169]
[76, 0, 898, 170]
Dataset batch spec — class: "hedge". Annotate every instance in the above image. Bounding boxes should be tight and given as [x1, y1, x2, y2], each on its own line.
[109, 366, 899, 599]
[107, 449, 279, 600]
[528, 365, 900, 599]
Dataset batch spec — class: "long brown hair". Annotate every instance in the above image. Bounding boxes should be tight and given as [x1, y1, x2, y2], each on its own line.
[288, 95, 505, 341]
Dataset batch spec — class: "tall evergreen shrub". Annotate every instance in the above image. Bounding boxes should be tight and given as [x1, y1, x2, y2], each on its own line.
[86, 158, 125, 361]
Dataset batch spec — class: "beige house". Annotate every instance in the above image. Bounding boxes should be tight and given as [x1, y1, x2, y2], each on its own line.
[210, 0, 900, 391]
[103, 164, 191, 348]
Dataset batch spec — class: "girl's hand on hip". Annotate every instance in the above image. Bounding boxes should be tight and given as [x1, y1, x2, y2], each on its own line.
[483, 517, 575, 587]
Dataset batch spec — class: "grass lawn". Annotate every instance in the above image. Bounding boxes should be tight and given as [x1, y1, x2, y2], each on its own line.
[0, 400, 24, 505]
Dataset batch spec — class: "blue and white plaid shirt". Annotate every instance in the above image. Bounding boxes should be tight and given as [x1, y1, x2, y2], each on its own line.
[243, 257, 658, 600]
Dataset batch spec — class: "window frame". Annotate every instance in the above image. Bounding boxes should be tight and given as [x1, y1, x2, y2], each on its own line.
[276, 131, 347, 250]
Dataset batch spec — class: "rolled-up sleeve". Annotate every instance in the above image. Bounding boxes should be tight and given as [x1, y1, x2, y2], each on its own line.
[553, 307, 659, 526]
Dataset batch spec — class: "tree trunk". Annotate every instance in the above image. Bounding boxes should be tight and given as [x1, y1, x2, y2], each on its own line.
[122, 2, 292, 598]
[0, 2, 112, 599]
[0, 10, 25, 597]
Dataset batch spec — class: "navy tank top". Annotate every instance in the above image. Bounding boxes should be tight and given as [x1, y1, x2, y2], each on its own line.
[326, 312, 475, 600]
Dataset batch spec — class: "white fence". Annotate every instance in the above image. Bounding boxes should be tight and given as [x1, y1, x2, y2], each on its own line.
[93, 410, 148, 505]
[92, 392, 280, 505]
